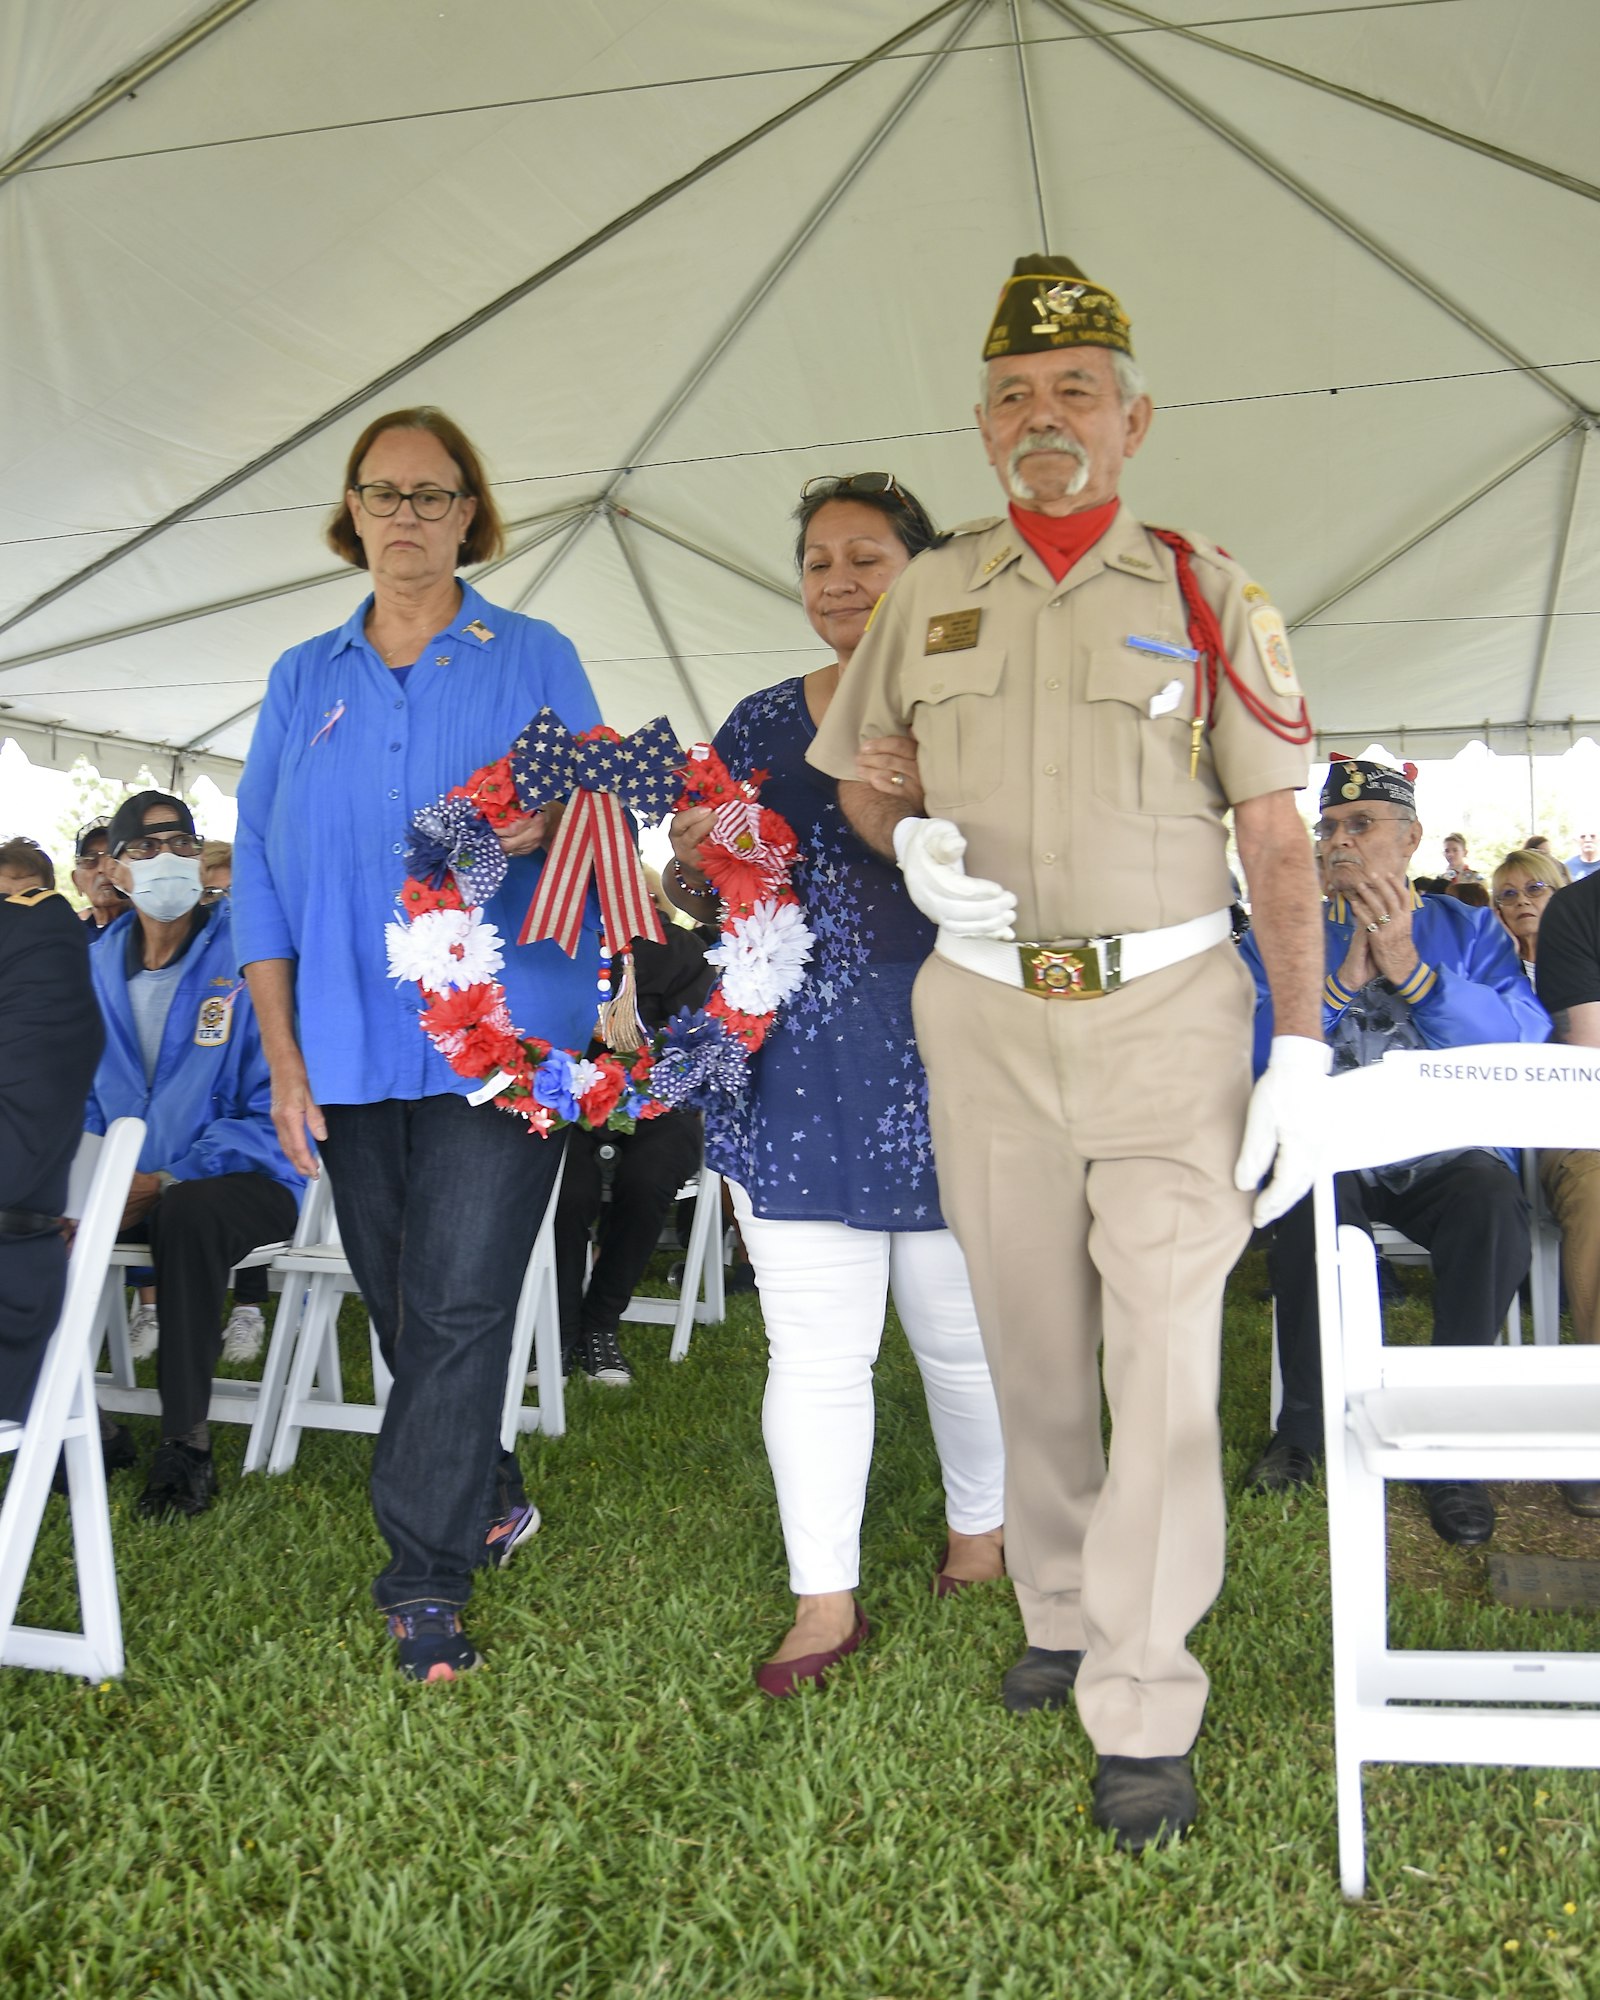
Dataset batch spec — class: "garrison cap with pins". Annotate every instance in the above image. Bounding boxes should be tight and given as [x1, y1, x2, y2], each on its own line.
[982, 254, 1134, 361]
[1319, 755, 1418, 815]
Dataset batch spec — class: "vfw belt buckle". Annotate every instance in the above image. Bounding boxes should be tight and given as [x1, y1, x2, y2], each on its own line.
[1019, 944, 1104, 999]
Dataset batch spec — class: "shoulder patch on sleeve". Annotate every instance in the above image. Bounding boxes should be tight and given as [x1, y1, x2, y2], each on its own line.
[1249, 603, 1301, 696]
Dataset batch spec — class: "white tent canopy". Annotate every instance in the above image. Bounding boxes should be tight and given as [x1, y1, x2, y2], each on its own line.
[2, 0, 1596, 791]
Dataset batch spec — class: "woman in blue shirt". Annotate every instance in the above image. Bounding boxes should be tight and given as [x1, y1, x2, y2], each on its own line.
[234, 408, 602, 1682]
[666, 476, 1005, 1695]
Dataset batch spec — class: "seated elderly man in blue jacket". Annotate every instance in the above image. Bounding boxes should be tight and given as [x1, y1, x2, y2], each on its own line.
[1239, 757, 1547, 1547]
[86, 792, 302, 1518]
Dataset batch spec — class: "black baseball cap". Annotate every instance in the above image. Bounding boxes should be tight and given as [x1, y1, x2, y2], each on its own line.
[106, 791, 197, 856]
[74, 816, 112, 858]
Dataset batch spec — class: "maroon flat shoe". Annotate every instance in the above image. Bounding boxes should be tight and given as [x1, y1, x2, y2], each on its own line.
[933, 1538, 1006, 1598]
[753, 1603, 869, 1697]
[933, 1569, 976, 1600]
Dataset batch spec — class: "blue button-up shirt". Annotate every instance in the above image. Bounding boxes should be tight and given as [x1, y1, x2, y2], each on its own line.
[232, 580, 603, 1106]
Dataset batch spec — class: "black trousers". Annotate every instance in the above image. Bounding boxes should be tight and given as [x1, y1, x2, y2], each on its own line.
[124, 1173, 300, 1439]
[233, 1263, 269, 1308]
[0, 1232, 66, 1425]
[553, 1111, 703, 1356]
[1267, 1149, 1530, 1452]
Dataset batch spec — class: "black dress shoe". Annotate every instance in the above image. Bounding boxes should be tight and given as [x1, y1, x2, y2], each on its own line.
[1419, 1479, 1494, 1547]
[1243, 1435, 1322, 1493]
[1001, 1645, 1084, 1714]
[51, 1421, 137, 1495]
[1092, 1754, 1197, 1851]
[137, 1440, 216, 1519]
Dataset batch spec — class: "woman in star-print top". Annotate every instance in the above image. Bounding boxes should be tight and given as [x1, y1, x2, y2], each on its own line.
[667, 474, 1005, 1696]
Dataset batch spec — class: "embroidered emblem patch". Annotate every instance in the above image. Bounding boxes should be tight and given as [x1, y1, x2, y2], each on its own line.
[195, 996, 233, 1048]
[1249, 604, 1300, 696]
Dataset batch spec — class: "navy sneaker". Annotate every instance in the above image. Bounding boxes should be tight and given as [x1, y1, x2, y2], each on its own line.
[484, 1500, 541, 1569]
[386, 1604, 483, 1683]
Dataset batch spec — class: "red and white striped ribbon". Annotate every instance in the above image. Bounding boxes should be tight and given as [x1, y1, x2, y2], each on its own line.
[517, 788, 665, 956]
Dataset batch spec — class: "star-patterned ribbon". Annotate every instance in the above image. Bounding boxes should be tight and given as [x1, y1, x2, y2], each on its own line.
[511, 711, 685, 958]
[510, 709, 683, 818]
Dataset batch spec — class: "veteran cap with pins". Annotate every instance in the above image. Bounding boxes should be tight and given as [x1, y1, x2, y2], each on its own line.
[983, 255, 1133, 361]
[1319, 754, 1418, 814]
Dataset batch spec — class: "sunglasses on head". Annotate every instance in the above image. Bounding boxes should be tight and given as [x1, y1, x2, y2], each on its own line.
[800, 472, 907, 505]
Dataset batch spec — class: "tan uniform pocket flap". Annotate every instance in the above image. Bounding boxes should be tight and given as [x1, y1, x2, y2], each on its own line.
[1084, 649, 1193, 716]
[903, 647, 1005, 711]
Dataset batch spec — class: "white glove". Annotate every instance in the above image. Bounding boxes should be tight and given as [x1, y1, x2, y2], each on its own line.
[1234, 1035, 1332, 1226]
[893, 816, 1017, 939]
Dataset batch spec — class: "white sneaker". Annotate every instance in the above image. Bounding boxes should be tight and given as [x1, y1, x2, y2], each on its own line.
[127, 1303, 160, 1361]
[221, 1304, 266, 1364]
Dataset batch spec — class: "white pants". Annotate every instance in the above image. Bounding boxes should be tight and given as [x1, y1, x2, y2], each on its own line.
[730, 1185, 1006, 1596]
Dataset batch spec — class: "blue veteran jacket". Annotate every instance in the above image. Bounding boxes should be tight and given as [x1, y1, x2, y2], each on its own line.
[1240, 887, 1550, 1169]
[84, 904, 303, 1201]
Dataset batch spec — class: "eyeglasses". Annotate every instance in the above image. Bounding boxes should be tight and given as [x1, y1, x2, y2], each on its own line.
[116, 831, 203, 860]
[1494, 879, 1554, 907]
[800, 472, 906, 504]
[1312, 811, 1413, 842]
[351, 483, 464, 520]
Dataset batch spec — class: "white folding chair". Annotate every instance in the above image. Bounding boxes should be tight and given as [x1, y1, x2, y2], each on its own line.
[502, 1152, 568, 1443]
[272, 1155, 568, 1470]
[93, 1174, 325, 1475]
[1268, 1148, 1544, 1430]
[1314, 1046, 1600, 1897]
[620, 1164, 726, 1362]
[1, 1117, 144, 1680]
[1523, 1145, 1564, 1350]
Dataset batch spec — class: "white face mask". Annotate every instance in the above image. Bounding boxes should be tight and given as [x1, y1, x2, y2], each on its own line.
[123, 853, 203, 922]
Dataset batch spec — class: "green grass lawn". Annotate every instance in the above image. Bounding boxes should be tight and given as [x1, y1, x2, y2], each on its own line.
[3, 1250, 1598, 1998]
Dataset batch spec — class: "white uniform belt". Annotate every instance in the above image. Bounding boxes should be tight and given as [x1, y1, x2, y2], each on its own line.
[935, 907, 1233, 999]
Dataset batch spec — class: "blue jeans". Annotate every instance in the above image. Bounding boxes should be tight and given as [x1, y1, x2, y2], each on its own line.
[319, 1094, 566, 1612]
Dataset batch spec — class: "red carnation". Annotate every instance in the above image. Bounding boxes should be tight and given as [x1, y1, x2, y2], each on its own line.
[577, 1054, 628, 1125]
[705, 988, 771, 1052]
[400, 876, 466, 916]
[466, 756, 531, 829]
[418, 983, 502, 1037]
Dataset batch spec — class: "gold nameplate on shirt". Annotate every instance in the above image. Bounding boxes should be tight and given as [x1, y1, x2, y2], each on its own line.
[924, 609, 982, 654]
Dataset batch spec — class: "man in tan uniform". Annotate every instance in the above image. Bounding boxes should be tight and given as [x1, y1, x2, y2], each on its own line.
[809, 256, 1327, 1848]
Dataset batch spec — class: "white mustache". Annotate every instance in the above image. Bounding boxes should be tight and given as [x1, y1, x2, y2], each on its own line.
[1006, 433, 1090, 504]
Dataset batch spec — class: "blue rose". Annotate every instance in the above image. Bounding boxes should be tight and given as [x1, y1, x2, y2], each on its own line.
[531, 1050, 581, 1123]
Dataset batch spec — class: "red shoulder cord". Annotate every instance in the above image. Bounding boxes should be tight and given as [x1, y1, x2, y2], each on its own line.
[1146, 527, 1314, 747]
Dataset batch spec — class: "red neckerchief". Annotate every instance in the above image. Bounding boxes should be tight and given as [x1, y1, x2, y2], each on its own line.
[1008, 498, 1120, 583]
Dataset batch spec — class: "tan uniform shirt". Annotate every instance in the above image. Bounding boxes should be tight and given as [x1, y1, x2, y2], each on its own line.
[808, 504, 1311, 940]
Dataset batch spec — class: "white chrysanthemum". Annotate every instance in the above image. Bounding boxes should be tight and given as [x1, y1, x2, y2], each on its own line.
[567, 1058, 603, 1100]
[706, 898, 813, 1016]
[386, 907, 506, 992]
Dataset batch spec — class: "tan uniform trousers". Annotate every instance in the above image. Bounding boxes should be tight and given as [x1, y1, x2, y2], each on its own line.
[1540, 1149, 1600, 1343]
[913, 938, 1256, 1758]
